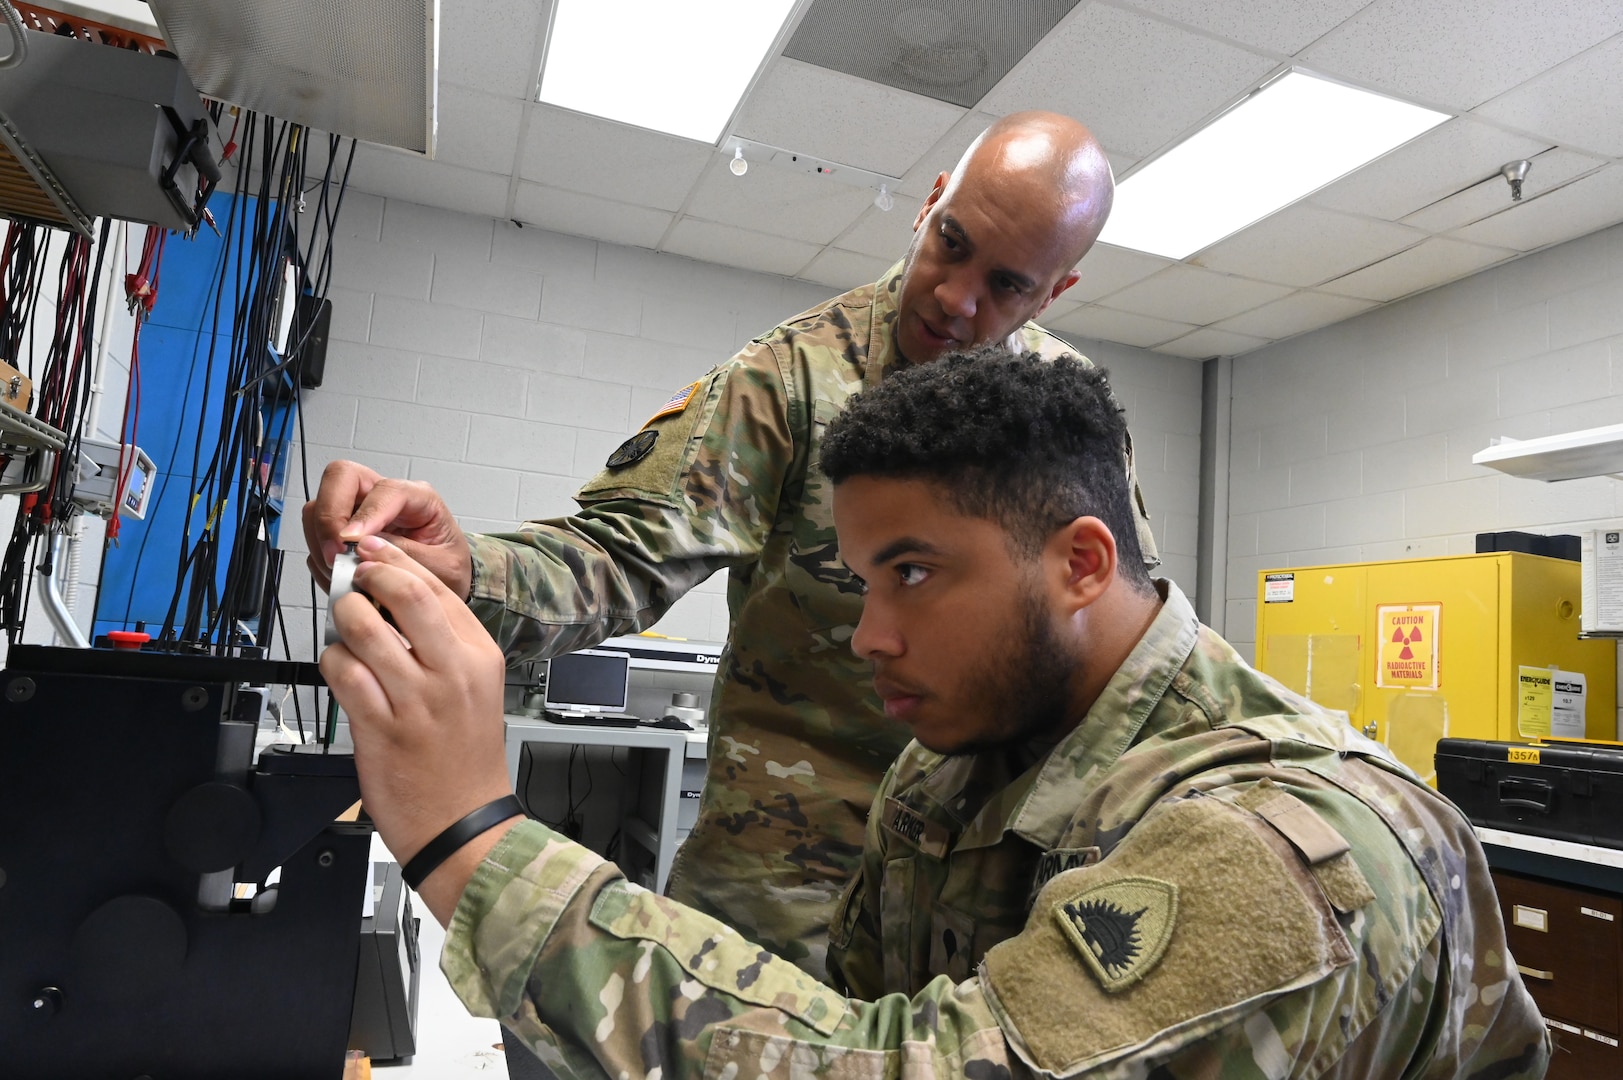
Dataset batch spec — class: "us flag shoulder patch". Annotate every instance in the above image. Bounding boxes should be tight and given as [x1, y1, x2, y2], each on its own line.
[646, 380, 700, 424]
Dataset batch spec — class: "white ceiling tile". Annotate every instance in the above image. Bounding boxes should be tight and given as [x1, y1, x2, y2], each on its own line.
[733, 58, 964, 177]
[1213, 290, 1379, 340]
[662, 219, 823, 278]
[1196, 205, 1426, 286]
[1046, 305, 1197, 349]
[513, 184, 673, 249]
[981, 4, 1276, 159]
[834, 203, 922, 261]
[1038, 294, 1086, 324]
[1067, 243, 1174, 301]
[1102, 266, 1294, 324]
[895, 109, 998, 197]
[346, 145, 511, 219]
[797, 248, 893, 292]
[1302, 0, 1623, 109]
[1319, 237, 1517, 301]
[1114, 0, 1373, 54]
[1450, 165, 1623, 253]
[1309, 117, 1550, 221]
[1402, 148, 1606, 233]
[1105, 149, 1140, 178]
[519, 106, 713, 212]
[1474, 35, 1623, 157]
[1155, 327, 1272, 358]
[433, 85, 525, 174]
[684, 158, 878, 245]
[437, 0, 544, 99]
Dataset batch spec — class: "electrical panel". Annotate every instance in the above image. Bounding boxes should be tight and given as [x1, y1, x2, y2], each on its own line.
[0, 28, 218, 234]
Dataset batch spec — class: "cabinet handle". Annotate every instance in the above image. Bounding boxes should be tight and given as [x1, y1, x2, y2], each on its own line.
[1516, 964, 1555, 981]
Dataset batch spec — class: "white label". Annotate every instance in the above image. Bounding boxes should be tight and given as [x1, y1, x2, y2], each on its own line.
[1582, 529, 1623, 634]
[1513, 904, 1548, 932]
[1264, 572, 1295, 603]
[1582, 906, 1616, 921]
[1550, 669, 1587, 738]
[1547, 1018, 1582, 1035]
[1583, 1029, 1621, 1048]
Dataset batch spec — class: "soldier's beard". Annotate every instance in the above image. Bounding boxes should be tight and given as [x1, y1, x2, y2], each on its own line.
[937, 587, 1078, 757]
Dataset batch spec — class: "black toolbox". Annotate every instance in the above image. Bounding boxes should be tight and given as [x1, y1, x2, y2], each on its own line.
[1436, 738, 1623, 848]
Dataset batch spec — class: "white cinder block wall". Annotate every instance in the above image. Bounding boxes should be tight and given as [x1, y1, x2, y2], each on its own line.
[1054, 336, 1204, 592]
[1222, 221, 1623, 733]
[276, 195, 1204, 696]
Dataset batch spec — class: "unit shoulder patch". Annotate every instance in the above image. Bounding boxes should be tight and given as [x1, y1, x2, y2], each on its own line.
[1053, 876, 1177, 993]
[606, 430, 658, 468]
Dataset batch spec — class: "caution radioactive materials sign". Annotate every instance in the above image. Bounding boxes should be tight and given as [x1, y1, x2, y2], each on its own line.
[1376, 603, 1440, 690]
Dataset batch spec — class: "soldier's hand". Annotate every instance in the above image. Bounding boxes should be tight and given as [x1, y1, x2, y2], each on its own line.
[320, 535, 517, 922]
[303, 459, 474, 599]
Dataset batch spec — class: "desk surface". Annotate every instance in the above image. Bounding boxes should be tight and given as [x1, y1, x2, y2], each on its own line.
[1476, 827, 1623, 868]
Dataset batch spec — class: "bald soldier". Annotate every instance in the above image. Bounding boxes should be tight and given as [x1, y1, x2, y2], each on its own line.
[320, 347, 1548, 1079]
[304, 112, 1157, 978]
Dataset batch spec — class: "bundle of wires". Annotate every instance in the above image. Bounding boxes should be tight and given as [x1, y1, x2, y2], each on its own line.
[0, 219, 111, 642]
[125, 111, 355, 661]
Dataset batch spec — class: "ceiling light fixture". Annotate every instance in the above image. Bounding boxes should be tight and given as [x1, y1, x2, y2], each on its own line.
[1501, 159, 1531, 202]
[539, 0, 799, 143]
[722, 135, 902, 209]
[1098, 70, 1449, 260]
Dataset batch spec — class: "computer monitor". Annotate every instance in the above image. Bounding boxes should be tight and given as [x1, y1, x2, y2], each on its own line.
[543, 649, 631, 717]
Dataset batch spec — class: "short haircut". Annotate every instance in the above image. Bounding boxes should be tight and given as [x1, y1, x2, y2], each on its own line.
[821, 344, 1154, 594]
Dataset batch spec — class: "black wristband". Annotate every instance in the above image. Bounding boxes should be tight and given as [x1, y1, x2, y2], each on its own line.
[401, 794, 525, 891]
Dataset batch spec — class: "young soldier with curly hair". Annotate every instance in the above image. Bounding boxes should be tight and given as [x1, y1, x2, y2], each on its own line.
[322, 346, 1548, 1079]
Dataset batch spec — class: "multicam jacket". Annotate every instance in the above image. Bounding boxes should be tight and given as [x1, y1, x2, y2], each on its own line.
[440, 583, 1548, 1080]
[463, 264, 1158, 978]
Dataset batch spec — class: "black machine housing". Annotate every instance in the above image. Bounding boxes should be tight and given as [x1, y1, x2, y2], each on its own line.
[0, 645, 371, 1079]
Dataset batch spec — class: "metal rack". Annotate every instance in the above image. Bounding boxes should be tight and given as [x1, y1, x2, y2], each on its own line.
[0, 396, 66, 495]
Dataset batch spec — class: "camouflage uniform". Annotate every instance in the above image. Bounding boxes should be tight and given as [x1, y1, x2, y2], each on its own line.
[464, 264, 1158, 978]
[440, 582, 1548, 1079]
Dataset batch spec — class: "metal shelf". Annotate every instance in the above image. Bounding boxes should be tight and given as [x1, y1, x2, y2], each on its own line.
[0, 397, 67, 496]
[1473, 423, 1623, 482]
[0, 396, 65, 453]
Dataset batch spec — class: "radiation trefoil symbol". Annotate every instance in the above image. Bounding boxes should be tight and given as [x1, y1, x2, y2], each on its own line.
[1391, 624, 1423, 660]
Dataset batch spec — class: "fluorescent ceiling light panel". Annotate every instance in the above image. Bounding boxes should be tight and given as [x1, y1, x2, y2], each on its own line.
[1099, 71, 1449, 260]
[540, 0, 797, 143]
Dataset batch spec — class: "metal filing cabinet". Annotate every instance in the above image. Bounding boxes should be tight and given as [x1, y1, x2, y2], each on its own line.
[1491, 870, 1623, 1075]
[1256, 552, 1616, 782]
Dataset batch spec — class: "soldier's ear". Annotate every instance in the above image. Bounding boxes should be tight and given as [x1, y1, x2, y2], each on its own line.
[1034, 269, 1081, 318]
[1050, 516, 1116, 613]
[914, 172, 948, 232]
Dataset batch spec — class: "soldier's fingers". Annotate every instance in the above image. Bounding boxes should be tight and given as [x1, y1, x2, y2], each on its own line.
[341, 479, 450, 544]
[319, 638, 394, 733]
[353, 537, 489, 643]
[348, 559, 470, 675]
[305, 460, 382, 568]
[306, 551, 334, 593]
[324, 591, 418, 714]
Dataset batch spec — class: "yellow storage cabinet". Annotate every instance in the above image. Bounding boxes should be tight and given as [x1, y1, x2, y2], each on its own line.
[1255, 552, 1616, 782]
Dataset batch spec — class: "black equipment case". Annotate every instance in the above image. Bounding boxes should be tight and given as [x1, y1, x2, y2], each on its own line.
[1436, 737, 1623, 848]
